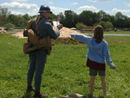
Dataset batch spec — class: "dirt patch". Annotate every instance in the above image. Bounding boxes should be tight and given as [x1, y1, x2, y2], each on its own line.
[0, 29, 8, 34]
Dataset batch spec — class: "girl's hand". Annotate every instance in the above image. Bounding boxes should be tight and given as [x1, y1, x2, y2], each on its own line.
[110, 66, 116, 69]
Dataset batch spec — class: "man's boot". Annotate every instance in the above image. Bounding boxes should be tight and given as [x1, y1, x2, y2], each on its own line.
[26, 86, 35, 93]
[34, 92, 48, 98]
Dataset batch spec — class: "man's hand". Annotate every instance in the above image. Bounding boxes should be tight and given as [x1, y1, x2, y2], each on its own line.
[57, 24, 63, 30]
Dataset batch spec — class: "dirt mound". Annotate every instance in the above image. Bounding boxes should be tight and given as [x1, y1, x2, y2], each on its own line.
[12, 32, 26, 39]
[53, 26, 83, 38]
[12, 26, 84, 38]
[0, 29, 8, 34]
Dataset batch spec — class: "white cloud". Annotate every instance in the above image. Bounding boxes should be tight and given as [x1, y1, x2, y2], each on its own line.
[112, 8, 130, 14]
[50, 1, 54, 4]
[127, 3, 130, 7]
[77, 5, 130, 16]
[9, 0, 28, 2]
[89, 0, 114, 2]
[76, 5, 100, 14]
[1, 1, 129, 17]
[103, 8, 130, 17]
[72, 2, 78, 5]
[77, 5, 99, 12]
[0, 2, 69, 15]
[127, 15, 130, 18]
[11, 10, 25, 15]
[50, 6, 69, 15]
[0, 2, 39, 15]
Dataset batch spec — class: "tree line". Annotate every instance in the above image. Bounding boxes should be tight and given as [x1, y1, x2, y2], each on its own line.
[0, 7, 130, 30]
[59, 10, 130, 30]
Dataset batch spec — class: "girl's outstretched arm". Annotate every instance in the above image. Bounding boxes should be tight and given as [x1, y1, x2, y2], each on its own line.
[71, 34, 91, 45]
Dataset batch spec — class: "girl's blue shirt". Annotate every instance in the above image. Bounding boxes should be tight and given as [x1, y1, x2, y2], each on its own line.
[71, 34, 115, 68]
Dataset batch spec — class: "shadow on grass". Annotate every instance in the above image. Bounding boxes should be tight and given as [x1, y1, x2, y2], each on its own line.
[21, 92, 34, 98]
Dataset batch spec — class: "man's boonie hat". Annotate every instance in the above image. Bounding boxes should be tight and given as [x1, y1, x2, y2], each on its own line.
[38, 4, 52, 14]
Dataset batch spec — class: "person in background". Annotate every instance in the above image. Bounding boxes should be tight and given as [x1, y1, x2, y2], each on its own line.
[26, 4, 63, 98]
[71, 25, 116, 96]
[114, 28, 117, 32]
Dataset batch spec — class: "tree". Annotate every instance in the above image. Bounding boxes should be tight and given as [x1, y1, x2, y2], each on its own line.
[7, 14, 15, 24]
[1, 6, 130, 28]
[13, 15, 26, 27]
[0, 15, 7, 26]
[0, 6, 1, 15]
[92, 12, 100, 25]
[23, 14, 30, 21]
[63, 10, 77, 28]
[50, 13, 57, 21]
[0, 7, 11, 17]
[108, 15, 116, 27]
[114, 12, 124, 27]
[124, 17, 130, 28]
[99, 21, 106, 29]
[59, 12, 65, 25]
[121, 15, 130, 28]
[78, 12, 87, 25]
[30, 15, 37, 19]
[97, 10, 110, 22]
[78, 10, 100, 26]
[105, 21, 113, 30]
[0, 7, 11, 26]
[79, 10, 93, 26]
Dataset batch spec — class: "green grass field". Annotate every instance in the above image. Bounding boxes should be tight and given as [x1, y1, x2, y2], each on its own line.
[82, 30, 130, 34]
[0, 34, 130, 98]
[104, 31, 130, 34]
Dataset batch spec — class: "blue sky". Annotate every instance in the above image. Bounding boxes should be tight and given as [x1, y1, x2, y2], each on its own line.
[0, 0, 130, 17]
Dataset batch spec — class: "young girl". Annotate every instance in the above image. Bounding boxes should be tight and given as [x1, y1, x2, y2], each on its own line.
[71, 25, 116, 96]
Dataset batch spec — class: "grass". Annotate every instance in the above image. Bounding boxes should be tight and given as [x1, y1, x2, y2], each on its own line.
[82, 31, 130, 34]
[104, 31, 130, 34]
[0, 34, 130, 98]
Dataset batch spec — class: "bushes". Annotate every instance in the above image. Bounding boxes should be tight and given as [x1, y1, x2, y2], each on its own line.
[105, 21, 113, 30]
[4, 23, 15, 28]
[95, 21, 113, 30]
[76, 21, 113, 30]
[75, 22, 87, 30]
